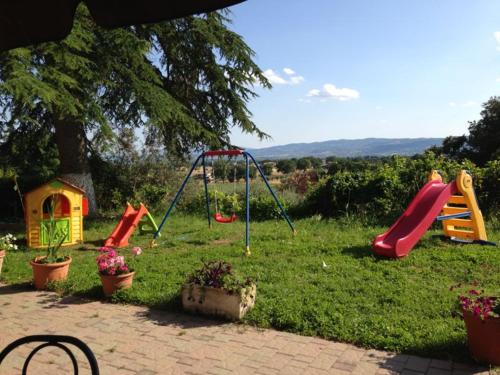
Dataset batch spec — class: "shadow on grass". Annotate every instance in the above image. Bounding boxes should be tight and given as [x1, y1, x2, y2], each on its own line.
[78, 239, 106, 249]
[185, 239, 208, 246]
[340, 245, 378, 259]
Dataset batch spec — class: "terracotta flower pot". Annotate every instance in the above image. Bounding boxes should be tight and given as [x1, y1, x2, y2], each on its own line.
[463, 310, 500, 365]
[0, 250, 5, 276]
[30, 256, 72, 290]
[99, 272, 135, 297]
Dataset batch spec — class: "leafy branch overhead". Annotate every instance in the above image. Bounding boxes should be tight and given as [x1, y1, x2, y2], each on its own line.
[0, 5, 270, 166]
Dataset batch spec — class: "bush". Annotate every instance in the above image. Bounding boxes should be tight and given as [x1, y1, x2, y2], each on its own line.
[178, 189, 291, 221]
[300, 153, 500, 224]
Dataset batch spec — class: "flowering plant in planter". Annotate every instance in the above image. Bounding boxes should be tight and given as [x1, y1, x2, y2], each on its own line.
[458, 290, 500, 320]
[182, 260, 256, 320]
[0, 234, 18, 251]
[96, 247, 139, 297]
[451, 283, 500, 319]
[451, 283, 500, 365]
[0, 233, 17, 276]
[186, 260, 254, 297]
[96, 247, 131, 276]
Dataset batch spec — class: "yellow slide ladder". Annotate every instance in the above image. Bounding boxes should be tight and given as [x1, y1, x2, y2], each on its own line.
[429, 170, 488, 242]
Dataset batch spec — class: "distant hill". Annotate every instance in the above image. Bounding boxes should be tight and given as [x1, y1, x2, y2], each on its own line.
[247, 138, 443, 159]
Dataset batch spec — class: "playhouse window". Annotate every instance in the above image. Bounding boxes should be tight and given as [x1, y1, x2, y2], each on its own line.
[42, 194, 70, 218]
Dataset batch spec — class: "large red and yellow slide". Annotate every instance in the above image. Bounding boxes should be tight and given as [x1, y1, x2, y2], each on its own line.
[372, 170, 489, 258]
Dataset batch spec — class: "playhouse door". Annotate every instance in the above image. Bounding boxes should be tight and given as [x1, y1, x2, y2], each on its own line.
[40, 218, 71, 246]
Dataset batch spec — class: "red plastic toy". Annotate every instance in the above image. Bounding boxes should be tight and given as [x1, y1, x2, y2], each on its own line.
[372, 179, 457, 258]
[105, 203, 148, 248]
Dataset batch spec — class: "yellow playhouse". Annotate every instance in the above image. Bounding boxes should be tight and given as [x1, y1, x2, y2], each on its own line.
[24, 178, 88, 248]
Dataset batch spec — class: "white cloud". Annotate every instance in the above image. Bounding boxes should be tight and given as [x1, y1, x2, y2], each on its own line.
[263, 69, 288, 85]
[449, 102, 457, 107]
[307, 84, 360, 101]
[496, 77, 500, 83]
[290, 75, 305, 85]
[263, 68, 305, 85]
[464, 100, 477, 107]
[495, 31, 500, 51]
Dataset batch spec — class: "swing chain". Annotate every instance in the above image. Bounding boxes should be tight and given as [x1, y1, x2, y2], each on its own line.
[211, 157, 218, 212]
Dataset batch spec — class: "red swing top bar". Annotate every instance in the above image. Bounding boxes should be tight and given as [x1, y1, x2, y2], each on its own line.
[203, 149, 244, 157]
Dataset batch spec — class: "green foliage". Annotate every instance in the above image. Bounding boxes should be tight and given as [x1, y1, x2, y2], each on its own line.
[296, 157, 312, 170]
[432, 97, 500, 166]
[0, 6, 270, 207]
[283, 170, 319, 195]
[89, 152, 186, 213]
[301, 152, 499, 223]
[467, 97, 500, 165]
[179, 188, 288, 221]
[261, 163, 274, 177]
[186, 260, 253, 295]
[2, 215, 499, 360]
[276, 159, 297, 174]
[39, 195, 68, 263]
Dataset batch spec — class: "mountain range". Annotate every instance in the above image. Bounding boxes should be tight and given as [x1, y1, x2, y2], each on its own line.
[247, 138, 443, 159]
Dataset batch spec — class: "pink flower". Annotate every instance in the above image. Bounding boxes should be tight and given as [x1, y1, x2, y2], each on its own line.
[119, 265, 129, 273]
[99, 246, 113, 253]
[107, 268, 116, 275]
[132, 247, 142, 256]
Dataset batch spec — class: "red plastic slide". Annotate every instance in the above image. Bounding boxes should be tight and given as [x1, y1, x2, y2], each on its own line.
[104, 203, 148, 248]
[372, 179, 458, 258]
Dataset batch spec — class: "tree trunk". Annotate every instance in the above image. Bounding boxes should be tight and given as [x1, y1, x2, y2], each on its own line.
[53, 118, 98, 216]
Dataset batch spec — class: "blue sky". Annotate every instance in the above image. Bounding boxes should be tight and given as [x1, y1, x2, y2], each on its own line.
[227, 0, 500, 148]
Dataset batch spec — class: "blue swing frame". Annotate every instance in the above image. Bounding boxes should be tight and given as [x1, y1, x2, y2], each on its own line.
[152, 149, 295, 255]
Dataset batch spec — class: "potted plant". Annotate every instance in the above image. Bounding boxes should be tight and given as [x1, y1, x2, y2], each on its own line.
[181, 260, 256, 320]
[30, 197, 72, 290]
[0, 234, 18, 277]
[452, 284, 500, 365]
[96, 247, 138, 297]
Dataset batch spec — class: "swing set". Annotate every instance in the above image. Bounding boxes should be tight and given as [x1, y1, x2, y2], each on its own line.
[151, 149, 295, 255]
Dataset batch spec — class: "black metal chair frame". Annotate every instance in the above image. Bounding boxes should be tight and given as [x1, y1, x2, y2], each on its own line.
[0, 335, 99, 374]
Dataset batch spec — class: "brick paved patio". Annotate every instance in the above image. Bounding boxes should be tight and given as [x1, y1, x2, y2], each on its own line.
[0, 284, 492, 374]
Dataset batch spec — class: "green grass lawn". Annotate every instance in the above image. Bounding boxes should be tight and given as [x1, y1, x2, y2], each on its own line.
[1, 214, 499, 361]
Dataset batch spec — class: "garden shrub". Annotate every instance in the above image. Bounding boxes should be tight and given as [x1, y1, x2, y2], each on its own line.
[300, 152, 500, 224]
[177, 189, 290, 221]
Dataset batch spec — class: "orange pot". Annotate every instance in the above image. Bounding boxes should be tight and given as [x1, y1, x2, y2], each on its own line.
[30, 256, 72, 290]
[99, 272, 135, 297]
[0, 250, 5, 276]
[463, 310, 500, 365]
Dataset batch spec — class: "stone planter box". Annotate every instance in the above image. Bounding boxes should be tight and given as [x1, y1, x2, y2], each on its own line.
[181, 283, 256, 320]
